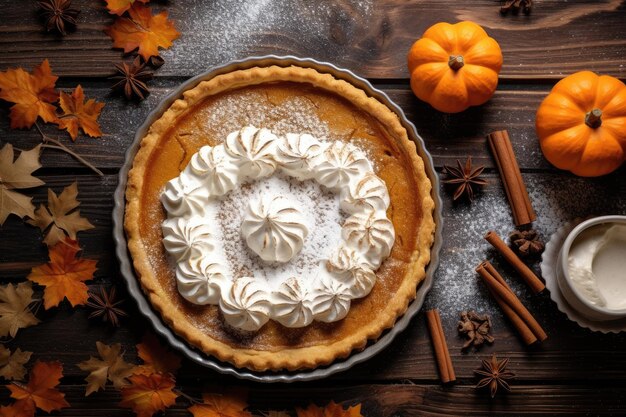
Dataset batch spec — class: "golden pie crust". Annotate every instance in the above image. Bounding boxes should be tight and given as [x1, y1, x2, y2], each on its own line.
[125, 65, 435, 371]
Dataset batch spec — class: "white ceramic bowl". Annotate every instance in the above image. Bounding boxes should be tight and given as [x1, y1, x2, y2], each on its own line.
[556, 215, 626, 321]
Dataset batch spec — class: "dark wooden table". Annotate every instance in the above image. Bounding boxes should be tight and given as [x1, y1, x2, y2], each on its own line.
[1, 1, 626, 415]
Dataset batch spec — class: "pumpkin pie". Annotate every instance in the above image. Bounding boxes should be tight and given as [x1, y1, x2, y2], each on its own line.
[125, 65, 435, 371]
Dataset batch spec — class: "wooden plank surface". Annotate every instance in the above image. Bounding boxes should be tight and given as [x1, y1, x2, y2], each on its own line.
[1, 384, 624, 416]
[0, 173, 624, 384]
[1, 0, 626, 415]
[0, 83, 610, 172]
[0, 1, 625, 80]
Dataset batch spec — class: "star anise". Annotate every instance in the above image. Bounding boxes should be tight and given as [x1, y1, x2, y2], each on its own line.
[86, 285, 128, 327]
[475, 354, 515, 398]
[500, 0, 532, 15]
[458, 310, 494, 350]
[442, 157, 487, 201]
[38, 0, 80, 35]
[110, 57, 153, 100]
[510, 229, 544, 258]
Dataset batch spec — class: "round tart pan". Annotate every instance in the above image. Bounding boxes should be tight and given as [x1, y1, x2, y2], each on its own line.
[112, 56, 443, 382]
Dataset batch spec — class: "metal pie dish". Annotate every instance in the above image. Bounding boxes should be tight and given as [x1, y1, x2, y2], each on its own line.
[112, 56, 443, 382]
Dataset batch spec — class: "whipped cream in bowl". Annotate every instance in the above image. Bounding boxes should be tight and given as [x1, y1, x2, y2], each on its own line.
[557, 216, 626, 321]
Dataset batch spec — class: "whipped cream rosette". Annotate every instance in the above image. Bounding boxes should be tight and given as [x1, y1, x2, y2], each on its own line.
[160, 125, 395, 331]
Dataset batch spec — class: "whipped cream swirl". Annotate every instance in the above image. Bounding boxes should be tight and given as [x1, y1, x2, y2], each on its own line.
[242, 195, 309, 263]
[224, 126, 277, 179]
[160, 125, 395, 331]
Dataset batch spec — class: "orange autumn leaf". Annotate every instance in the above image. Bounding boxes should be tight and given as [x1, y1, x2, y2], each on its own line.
[106, 0, 150, 16]
[104, 3, 180, 60]
[119, 373, 178, 417]
[135, 333, 181, 376]
[26, 238, 97, 309]
[188, 391, 252, 417]
[7, 361, 69, 413]
[55, 85, 105, 141]
[0, 399, 35, 417]
[0, 60, 58, 129]
[296, 402, 364, 417]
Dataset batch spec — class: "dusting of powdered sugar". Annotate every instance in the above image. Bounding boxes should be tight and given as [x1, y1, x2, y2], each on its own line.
[197, 90, 330, 143]
[426, 172, 626, 328]
[215, 173, 345, 289]
[161, 0, 374, 70]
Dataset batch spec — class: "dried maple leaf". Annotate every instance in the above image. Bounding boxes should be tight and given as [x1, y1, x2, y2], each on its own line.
[0, 144, 44, 225]
[27, 182, 94, 247]
[7, 360, 70, 413]
[0, 60, 59, 129]
[78, 341, 136, 396]
[27, 238, 97, 309]
[0, 347, 32, 381]
[0, 399, 36, 417]
[55, 85, 104, 141]
[296, 402, 363, 417]
[188, 391, 252, 417]
[104, 3, 180, 60]
[119, 373, 178, 417]
[0, 282, 40, 339]
[105, 0, 149, 16]
[135, 333, 181, 376]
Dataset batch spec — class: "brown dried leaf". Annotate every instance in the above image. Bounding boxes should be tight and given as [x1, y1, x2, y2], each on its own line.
[78, 341, 137, 396]
[27, 182, 94, 247]
[0, 347, 32, 381]
[0, 282, 40, 339]
[0, 144, 44, 225]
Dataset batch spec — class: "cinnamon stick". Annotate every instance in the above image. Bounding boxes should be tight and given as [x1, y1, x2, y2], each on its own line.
[478, 261, 537, 345]
[476, 261, 547, 344]
[425, 309, 456, 383]
[487, 130, 536, 227]
[485, 230, 545, 294]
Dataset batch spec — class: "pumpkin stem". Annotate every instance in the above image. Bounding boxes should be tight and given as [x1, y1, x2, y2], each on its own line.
[585, 108, 603, 128]
[448, 55, 465, 70]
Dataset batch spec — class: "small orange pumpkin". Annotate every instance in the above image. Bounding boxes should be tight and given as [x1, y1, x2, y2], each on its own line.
[407, 21, 503, 113]
[536, 71, 626, 177]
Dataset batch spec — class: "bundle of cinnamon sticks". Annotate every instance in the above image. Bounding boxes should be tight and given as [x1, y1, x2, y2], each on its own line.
[476, 261, 547, 345]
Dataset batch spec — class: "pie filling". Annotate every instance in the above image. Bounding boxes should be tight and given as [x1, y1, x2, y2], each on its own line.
[161, 125, 395, 331]
[126, 67, 434, 370]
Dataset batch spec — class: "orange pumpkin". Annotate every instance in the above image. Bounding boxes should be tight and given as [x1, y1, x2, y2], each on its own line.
[407, 21, 503, 113]
[536, 71, 626, 177]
